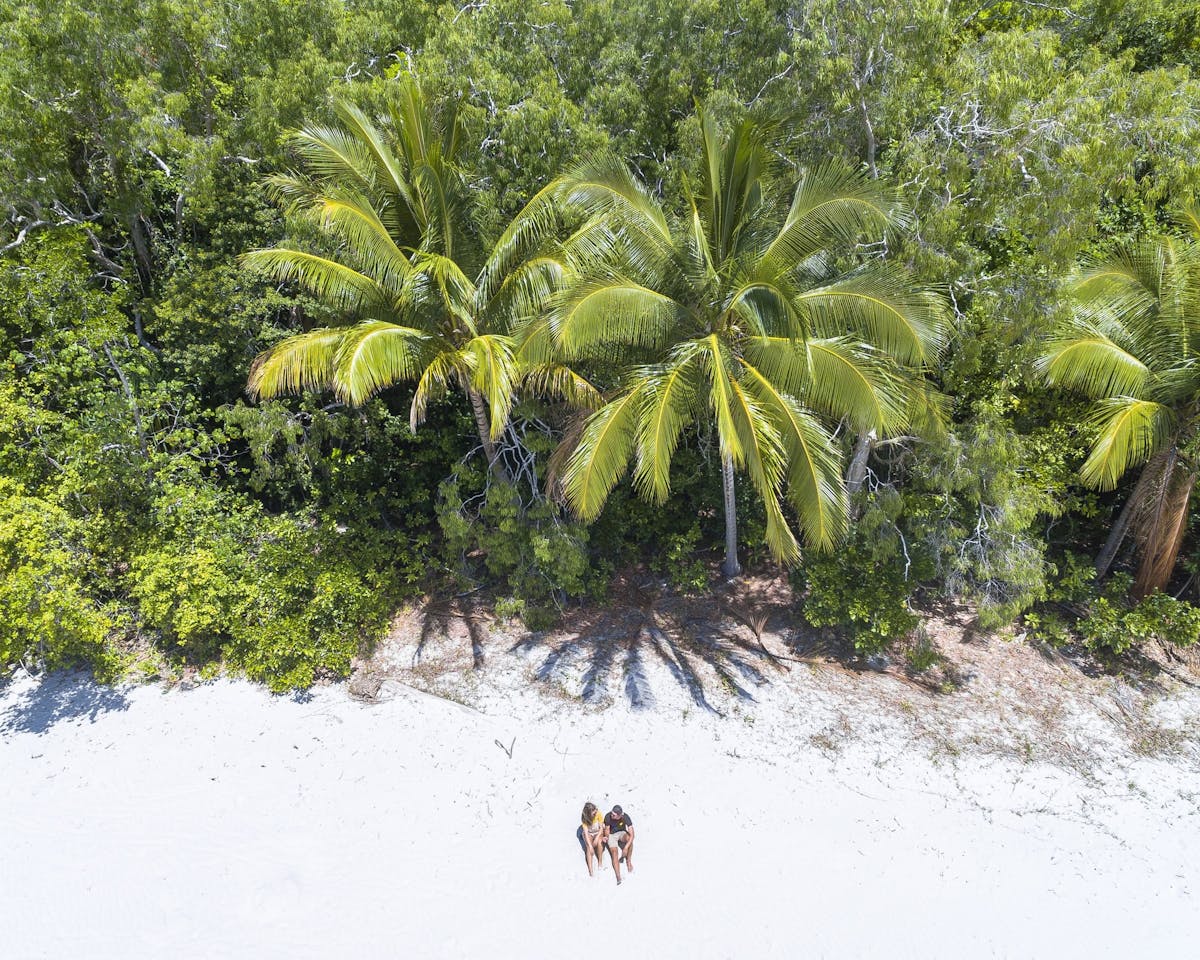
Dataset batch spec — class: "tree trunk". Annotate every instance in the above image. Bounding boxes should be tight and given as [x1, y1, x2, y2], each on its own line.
[845, 429, 876, 495]
[467, 387, 510, 483]
[1132, 460, 1195, 599]
[1095, 491, 1138, 578]
[720, 455, 741, 578]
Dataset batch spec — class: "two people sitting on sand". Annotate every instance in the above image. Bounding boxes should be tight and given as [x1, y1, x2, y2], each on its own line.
[579, 802, 635, 884]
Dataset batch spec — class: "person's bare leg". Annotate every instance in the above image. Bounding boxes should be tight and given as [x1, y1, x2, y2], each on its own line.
[608, 842, 622, 884]
[584, 839, 595, 876]
[623, 837, 633, 873]
[593, 836, 606, 868]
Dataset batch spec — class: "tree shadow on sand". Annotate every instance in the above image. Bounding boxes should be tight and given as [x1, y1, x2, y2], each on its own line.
[511, 574, 790, 715]
[412, 597, 490, 671]
[0, 671, 132, 736]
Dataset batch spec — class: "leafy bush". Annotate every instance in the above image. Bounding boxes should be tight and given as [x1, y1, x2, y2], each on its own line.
[797, 542, 919, 655]
[1078, 583, 1200, 656]
[437, 475, 599, 626]
[129, 484, 409, 691]
[649, 522, 709, 594]
[0, 486, 120, 676]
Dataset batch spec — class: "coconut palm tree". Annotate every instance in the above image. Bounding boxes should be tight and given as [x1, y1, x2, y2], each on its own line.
[539, 111, 946, 576]
[244, 79, 590, 479]
[1039, 205, 1200, 597]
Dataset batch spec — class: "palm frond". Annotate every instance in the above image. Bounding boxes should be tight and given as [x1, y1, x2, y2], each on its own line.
[801, 337, 908, 434]
[332, 320, 429, 405]
[727, 375, 800, 565]
[409, 251, 478, 331]
[796, 266, 948, 364]
[483, 256, 568, 329]
[241, 248, 394, 315]
[558, 153, 672, 244]
[760, 162, 903, 269]
[410, 349, 462, 432]
[521, 363, 604, 411]
[739, 360, 848, 550]
[248, 328, 345, 400]
[1037, 326, 1151, 399]
[632, 351, 703, 503]
[551, 277, 689, 356]
[476, 180, 564, 305]
[288, 123, 378, 190]
[1176, 201, 1200, 241]
[333, 98, 416, 213]
[463, 334, 518, 438]
[726, 278, 806, 341]
[699, 335, 743, 464]
[563, 389, 643, 520]
[1079, 396, 1174, 490]
[305, 190, 413, 293]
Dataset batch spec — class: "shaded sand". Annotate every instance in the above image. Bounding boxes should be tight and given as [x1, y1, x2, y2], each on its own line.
[2, 647, 1198, 959]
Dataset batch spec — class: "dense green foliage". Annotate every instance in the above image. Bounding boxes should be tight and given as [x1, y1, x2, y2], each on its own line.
[6, 0, 1200, 686]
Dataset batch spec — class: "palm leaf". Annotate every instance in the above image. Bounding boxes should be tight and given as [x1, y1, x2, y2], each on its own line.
[248, 327, 345, 400]
[797, 266, 947, 364]
[410, 349, 462, 432]
[1080, 396, 1174, 490]
[727, 375, 800, 565]
[241, 248, 394, 315]
[463, 334, 518, 439]
[699, 335, 743, 464]
[632, 350, 703, 502]
[739, 360, 848, 550]
[288, 124, 377, 191]
[1037, 327, 1151, 399]
[760, 162, 902, 270]
[332, 320, 428, 405]
[551, 277, 689, 356]
[521, 363, 604, 411]
[563, 389, 643, 520]
[557, 153, 673, 244]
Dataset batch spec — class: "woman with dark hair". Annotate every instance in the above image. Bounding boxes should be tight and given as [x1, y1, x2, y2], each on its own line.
[579, 801, 605, 876]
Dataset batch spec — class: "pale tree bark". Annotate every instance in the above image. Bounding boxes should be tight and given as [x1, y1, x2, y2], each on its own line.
[1095, 492, 1137, 578]
[721, 455, 741, 578]
[845, 429, 876, 495]
[467, 387, 510, 483]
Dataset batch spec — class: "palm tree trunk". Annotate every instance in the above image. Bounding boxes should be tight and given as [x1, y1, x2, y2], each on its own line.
[1097, 455, 1164, 578]
[1095, 493, 1137, 578]
[721, 455, 741, 578]
[467, 387, 510, 483]
[1132, 462, 1195, 599]
[845, 430, 876, 495]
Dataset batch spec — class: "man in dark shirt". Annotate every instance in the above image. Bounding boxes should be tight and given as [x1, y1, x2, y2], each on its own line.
[603, 804, 635, 884]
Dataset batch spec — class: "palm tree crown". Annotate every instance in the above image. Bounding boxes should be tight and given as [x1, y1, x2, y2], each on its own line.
[244, 78, 588, 476]
[539, 111, 946, 574]
[1039, 205, 1200, 595]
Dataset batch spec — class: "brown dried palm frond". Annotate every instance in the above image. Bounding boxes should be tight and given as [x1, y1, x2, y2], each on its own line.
[1130, 448, 1196, 598]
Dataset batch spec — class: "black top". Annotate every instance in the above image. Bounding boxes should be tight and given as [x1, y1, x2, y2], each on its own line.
[604, 811, 633, 833]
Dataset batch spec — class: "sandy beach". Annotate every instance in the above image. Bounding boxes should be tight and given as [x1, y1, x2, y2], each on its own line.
[3, 617, 1199, 959]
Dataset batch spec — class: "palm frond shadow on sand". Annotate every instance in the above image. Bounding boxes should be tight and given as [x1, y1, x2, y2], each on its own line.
[509, 575, 791, 715]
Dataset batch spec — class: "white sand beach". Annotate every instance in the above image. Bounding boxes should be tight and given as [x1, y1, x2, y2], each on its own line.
[3, 620, 1199, 960]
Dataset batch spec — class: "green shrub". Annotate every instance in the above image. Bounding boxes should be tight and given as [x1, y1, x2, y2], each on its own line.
[129, 485, 406, 691]
[1078, 583, 1200, 656]
[0, 487, 120, 676]
[797, 543, 919, 655]
[436, 475, 600, 624]
[649, 522, 709, 594]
